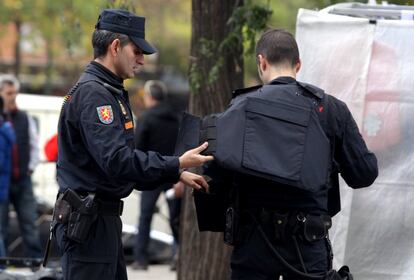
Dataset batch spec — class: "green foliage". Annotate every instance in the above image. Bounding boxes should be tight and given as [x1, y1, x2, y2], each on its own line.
[189, 61, 202, 93]
[208, 57, 224, 85]
[189, 1, 272, 92]
[226, 2, 273, 55]
[0, 0, 35, 23]
[189, 37, 223, 91]
[105, 0, 136, 12]
[199, 38, 217, 59]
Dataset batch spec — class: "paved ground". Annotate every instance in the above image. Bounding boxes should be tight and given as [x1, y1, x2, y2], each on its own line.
[127, 264, 176, 280]
[3, 264, 175, 280]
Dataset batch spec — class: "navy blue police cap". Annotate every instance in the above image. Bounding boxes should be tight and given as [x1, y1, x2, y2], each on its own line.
[95, 9, 157, 55]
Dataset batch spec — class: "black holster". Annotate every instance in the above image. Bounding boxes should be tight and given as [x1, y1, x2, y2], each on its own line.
[54, 189, 98, 243]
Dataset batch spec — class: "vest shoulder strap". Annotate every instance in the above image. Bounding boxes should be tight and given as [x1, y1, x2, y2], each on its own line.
[297, 81, 325, 99]
[232, 84, 262, 98]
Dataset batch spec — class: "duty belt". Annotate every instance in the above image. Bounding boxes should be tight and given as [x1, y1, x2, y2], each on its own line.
[245, 209, 353, 280]
[58, 190, 124, 216]
[95, 199, 124, 216]
[244, 208, 332, 243]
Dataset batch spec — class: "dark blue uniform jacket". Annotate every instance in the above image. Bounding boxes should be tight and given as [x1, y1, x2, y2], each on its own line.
[57, 62, 180, 200]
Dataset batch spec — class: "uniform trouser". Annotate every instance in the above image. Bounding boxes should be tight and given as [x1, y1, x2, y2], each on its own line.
[55, 215, 127, 280]
[0, 176, 42, 258]
[134, 185, 181, 264]
[231, 219, 332, 280]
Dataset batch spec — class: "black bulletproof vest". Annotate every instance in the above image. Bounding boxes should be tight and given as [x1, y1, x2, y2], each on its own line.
[177, 82, 331, 193]
[9, 110, 30, 179]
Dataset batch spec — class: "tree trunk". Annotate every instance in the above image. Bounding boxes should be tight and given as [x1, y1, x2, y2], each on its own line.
[13, 19, 21, 79]
[188, 0, 244, 116]
[178, 0, 244, 279]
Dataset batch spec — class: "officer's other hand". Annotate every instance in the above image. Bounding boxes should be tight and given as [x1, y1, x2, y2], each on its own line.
[179, 142, 214, 169]
[179, 171, 209, 193]
[172, 181, 185, 198]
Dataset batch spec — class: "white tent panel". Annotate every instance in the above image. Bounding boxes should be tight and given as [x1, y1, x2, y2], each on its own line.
[296, 7, 414, 280]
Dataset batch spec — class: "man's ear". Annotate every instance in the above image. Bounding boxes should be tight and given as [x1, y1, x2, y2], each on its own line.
[109, 39, 121, 57]
[295, 59, 301, 73]
[258, 54, 267, 72]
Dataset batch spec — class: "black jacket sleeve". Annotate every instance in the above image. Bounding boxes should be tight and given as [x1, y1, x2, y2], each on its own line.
[78, 84, 180, 185]
[334, 101, 378, 188]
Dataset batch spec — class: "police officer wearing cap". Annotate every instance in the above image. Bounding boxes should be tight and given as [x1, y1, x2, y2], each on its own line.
[52, 9, 213, 280]
[199, 29, 378, 280]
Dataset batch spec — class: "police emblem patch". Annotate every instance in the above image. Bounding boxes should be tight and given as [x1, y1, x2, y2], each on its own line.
[97, 105, 114, 124]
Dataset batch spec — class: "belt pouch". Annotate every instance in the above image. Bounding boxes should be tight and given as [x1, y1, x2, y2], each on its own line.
[303, 215, 328, 242]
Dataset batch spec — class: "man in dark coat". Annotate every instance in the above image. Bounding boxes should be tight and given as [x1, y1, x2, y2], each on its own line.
[133, 80, 182, 270]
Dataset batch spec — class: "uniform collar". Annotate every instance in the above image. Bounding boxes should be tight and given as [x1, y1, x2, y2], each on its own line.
[85, 61, 124, 89]
[268, 76, 297, 85]
[269, 76, 324, 99]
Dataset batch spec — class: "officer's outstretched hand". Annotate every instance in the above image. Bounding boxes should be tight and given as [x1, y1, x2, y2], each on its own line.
[179, 171, 209, 193]
[179, 142, 214, 169]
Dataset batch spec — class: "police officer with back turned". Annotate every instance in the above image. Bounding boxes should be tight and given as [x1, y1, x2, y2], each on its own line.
[50, 9, 213, 280]
[200, 29, 378, 280]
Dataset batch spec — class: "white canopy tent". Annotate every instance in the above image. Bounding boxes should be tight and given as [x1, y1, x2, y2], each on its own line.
[296, 3, 414, 279]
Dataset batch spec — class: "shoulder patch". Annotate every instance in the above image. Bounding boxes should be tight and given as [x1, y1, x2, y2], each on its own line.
[97, 105, 114, 124]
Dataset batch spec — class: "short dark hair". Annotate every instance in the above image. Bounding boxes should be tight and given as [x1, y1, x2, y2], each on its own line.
[256, 29, 299, 67]
[144, 80, 167, 102]
[92, 29, 131, 59]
